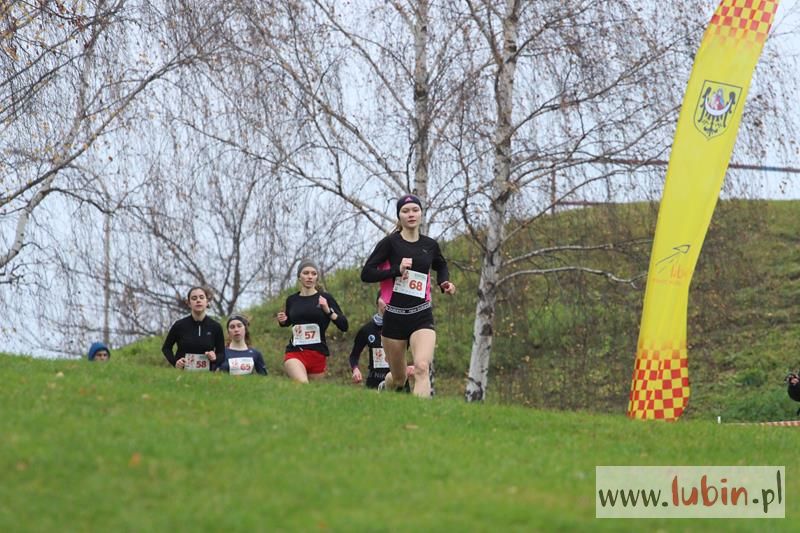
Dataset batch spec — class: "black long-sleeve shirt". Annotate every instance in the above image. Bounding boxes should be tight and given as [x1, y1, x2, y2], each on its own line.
[360, 232, 449, 309]
[349, 317, 391, 388]
[278, 291, 348, 356]
[161, 314, 226, 371]
[348, 318, 385, 372]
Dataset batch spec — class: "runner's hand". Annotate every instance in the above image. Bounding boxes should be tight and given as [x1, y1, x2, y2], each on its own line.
[205, 350, 217, 362]
[176, 357, 186, 369]
[400, 257, 413, 276]
[440, 281, 456, 295]
[318, 295, 330, 314]
[352, 367, 362, 384]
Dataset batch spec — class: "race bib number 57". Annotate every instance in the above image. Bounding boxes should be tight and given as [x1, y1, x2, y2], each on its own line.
[293, 323, 321, 346]
[393, 271, 428, 298]
[185, 353, 209, 371]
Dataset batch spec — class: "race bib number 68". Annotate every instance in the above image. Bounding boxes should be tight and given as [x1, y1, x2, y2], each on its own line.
[393, 271, 428, 298]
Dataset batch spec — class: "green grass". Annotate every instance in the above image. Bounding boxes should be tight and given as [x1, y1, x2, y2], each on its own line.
[1, 355, 797, 531]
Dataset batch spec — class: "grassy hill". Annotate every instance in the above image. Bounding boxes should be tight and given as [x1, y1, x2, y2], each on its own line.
[117, 199, 800, 423]
[1, 355, 797, 531]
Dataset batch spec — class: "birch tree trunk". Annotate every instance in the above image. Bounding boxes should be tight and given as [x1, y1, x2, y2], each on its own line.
[412, 0, 430, 232]
[465, 0, 520, 402]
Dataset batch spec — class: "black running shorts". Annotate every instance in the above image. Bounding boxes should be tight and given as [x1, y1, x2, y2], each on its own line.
[381, 307, 435, 341]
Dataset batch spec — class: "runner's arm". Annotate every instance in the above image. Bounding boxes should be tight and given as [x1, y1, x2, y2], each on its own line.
[348, 328, 368, 370]
[211, 322, 226, 371]
[432, 241, 451, 289]
[278, 297, 292, 327]
[361, 238, 400, 282]
[161, 323, 179, 366]
[254, 350, 268, 376]
[325, 293, 349, 332]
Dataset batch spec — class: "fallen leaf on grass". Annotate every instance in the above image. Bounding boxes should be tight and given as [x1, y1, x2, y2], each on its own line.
[128, 452, 142, 468]
[404, 424, 419, 430]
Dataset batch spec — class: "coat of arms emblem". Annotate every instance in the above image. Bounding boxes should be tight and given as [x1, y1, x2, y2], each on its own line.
[694, 80, 742, 139]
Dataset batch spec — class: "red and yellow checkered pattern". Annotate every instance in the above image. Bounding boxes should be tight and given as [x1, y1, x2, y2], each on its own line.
[709, 0, 779, 47]
[627, 339, 690, 421]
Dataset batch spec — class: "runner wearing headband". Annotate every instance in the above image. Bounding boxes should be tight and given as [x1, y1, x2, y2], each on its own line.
[219, 314, 267, 376]
[360, 194, 456, 397]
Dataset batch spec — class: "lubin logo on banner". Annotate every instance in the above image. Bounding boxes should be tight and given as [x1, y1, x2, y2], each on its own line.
[694, 80, 742, 139]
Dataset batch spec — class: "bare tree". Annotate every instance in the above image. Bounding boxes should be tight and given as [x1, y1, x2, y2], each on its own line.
[199, 0, 481, 237]
[0, 0, 263, 354]
[0, 1, 224, 280]
[458, 0, 799, 401]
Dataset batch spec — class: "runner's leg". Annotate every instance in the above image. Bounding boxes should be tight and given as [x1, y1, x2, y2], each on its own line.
[284, 358, 309, 383]
[409, 329, 435, 398]
[429, 359, 435, 397]
[381, 336, 408, 390]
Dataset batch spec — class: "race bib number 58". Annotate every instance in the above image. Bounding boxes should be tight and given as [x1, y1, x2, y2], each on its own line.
[393, 271, 428, 298]
[293, 323, 321, 346]
[185, 353, 209, 371]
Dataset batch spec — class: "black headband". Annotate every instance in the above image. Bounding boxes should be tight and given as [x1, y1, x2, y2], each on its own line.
[396, 194, 422, 217]
[227, 315, 249, 327]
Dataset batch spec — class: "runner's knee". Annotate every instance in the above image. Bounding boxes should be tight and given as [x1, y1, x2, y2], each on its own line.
[413, 360, 429, 377]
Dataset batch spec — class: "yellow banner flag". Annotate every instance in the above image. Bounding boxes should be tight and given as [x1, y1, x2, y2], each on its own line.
[628, 0, 779, 421]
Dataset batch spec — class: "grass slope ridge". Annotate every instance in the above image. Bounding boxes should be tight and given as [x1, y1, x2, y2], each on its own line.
[117, 199, 800, 422]
[1, 356, 798, 531]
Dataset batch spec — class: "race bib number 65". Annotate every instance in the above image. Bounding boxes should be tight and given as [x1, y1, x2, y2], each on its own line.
[393, 271, 428, 298]
[184, 353, 209, 372]
[293, 323, 321, 346]
[230, 357, 254, 376]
